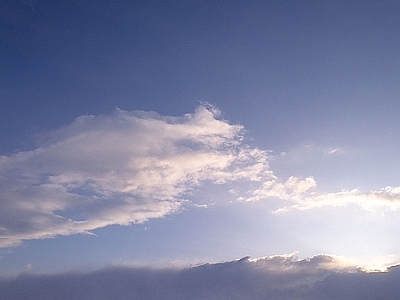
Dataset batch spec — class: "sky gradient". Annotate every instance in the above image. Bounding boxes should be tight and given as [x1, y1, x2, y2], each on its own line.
[1, 0, 400, 298]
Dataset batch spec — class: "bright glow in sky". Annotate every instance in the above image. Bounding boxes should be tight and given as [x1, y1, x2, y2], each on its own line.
[1, 1, 400, 297]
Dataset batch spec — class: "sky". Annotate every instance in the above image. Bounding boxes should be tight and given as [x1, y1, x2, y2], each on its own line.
[1, 0, 400, 298]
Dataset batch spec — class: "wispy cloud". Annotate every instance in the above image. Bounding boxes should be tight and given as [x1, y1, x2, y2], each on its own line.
[0, 104, 273, 247]
[241, 144, 400, 211]
[1, 254, 399, 300]
[248, 179, 400, 213]
[1, 104, 400, 247]
[282, 186, 400, 212]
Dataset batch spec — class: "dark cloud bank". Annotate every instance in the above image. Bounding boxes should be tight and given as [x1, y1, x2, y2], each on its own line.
[1, 255, 400, 300]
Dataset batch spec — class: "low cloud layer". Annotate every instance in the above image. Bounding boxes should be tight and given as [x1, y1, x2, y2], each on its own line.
[1, 104, 400, 247]
[1, 254, 399, 300]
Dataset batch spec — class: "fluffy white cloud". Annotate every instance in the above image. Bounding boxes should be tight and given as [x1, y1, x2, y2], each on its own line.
[0, 104, 275, 247]
[1, 104, 400, 247]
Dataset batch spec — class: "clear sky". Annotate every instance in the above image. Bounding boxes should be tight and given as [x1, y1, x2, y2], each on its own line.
[1, 0, 400, 282]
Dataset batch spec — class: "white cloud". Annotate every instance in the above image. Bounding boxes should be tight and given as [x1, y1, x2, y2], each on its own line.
[311, 187, 400, 211]
[240, 145, 400, 212]
[0, 104, 273, 247]
[272, 186, 400, 212]
[1, 104, 400, 247]
[238, 176, 317, 202]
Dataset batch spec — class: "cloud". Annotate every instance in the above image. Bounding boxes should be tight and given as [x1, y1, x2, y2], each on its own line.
[1, 254, 399, 300]
[270, 186, 400, 213]
[291, 187, 400, 212]
[1, 104, 400, 247]
[0, 104, 274, 247]
[239, 176, 317, 202]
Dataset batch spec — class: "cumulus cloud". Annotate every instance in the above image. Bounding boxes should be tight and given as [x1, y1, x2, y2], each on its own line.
[1, 104, 400, 247]
[0, 104, 277, 247]
[1, 254, 399, 300]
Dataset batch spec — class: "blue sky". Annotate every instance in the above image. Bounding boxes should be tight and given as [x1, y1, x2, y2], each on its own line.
[1, 0, 400, 294]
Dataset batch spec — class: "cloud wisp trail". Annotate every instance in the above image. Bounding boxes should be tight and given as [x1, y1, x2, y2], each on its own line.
[1, 104, 400, 247]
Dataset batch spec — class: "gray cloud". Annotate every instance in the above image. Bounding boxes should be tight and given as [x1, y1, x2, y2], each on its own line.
[1, 254, 399, 300]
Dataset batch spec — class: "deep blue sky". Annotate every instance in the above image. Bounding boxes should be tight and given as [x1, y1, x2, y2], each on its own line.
[1, 0, 400, 278]
[3, 0, 400, 153]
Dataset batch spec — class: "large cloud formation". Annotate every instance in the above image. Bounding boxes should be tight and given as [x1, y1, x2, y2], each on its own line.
[1, 104, 400, 247]
[1, 254, 399, 300]
[0, 104, 275, 247]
